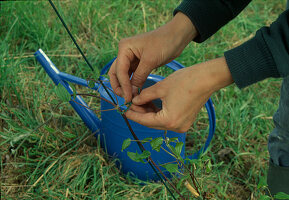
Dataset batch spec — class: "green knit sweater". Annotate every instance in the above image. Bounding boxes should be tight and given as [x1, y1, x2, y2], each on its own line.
[174, 0, 289, 88]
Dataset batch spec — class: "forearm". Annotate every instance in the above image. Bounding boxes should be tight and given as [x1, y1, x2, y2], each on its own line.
[165, 12, 198, 50]
[174, 0, 251, 42]
[206, 57, 234, 91]
[190, 57, 234, 93]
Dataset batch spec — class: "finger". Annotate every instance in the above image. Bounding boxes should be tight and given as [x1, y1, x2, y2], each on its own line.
[132, 83, 162, 105]
[132, 85, 139, 97]
[131, 58, 154, 88]
[108, 60, 123, 96]
[129, 104, 147, 113]
[116, 49, 135, 103]
[139, 101, 160, 113]
[129, 102, 159, 113]
[125, 109, 165, 129]
[130, 60, 140, 97]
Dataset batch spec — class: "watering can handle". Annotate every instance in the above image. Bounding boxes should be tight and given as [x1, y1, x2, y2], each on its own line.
[100, 58, 185, 76]
[101, 57, 216, 159]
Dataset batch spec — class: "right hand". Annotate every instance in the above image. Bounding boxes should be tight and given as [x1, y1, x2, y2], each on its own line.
[108, 12, 198, 103]
[125, 57, 234, 133]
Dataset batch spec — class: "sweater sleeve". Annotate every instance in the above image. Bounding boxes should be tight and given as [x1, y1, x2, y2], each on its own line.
[173, 0, 251, 43]
[224, 10, 289, 88]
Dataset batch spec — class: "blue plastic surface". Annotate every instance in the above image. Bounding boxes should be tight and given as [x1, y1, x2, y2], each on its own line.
[35, 49, 216, 181]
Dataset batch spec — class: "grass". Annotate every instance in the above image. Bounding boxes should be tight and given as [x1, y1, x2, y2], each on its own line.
[0, 0, 287, 199]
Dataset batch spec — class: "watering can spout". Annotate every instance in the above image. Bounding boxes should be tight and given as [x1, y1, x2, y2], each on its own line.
[34, 49, 101, 134]
[34, 49, 61, 85]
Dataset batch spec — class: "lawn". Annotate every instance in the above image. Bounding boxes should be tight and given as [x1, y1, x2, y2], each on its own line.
[0, 0, 287, 199]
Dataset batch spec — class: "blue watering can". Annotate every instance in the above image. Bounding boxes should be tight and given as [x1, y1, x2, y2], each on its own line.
[35, 49, 216, 181]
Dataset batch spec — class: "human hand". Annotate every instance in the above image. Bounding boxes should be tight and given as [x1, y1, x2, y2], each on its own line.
[108, 12, 198, 103]
[125, 57, 234, 133]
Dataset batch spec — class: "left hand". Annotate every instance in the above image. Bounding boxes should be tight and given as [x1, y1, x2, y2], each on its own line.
[108, 12, 197, 103]
[125, 57, 234, 133]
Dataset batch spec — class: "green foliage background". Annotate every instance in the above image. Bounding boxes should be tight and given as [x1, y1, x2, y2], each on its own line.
[0, 0, 286, 199]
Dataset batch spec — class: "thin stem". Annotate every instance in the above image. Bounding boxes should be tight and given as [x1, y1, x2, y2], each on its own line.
[164, 135, 201, 195]
[159, 160, 179, 166]
[98, 79, 117, 105]
[48, 0, 94, 71]
[160, 146, 177, 158]
[76, 93, 116, 107]
[71, 99, 117, 113]
[103, 83, 119, 105]
[121, 114, 185, 200]
[89, 78, 119, 105]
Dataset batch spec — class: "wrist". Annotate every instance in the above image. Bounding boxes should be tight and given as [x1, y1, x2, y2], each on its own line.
[201, 57, 234, 92]
[168, 12, 198, 47]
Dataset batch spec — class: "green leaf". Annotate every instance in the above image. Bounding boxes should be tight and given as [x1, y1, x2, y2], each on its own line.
[274, 192, 289, 199]
[139, 150, 151, 160]
[168, 144, 177, 155]
[127, 152, 138, 162]
[150, 137, 163, 152]
[175, 142, 184, 156]
[167, 137, 179, 143]
[163, 163, 179, 173]
[88, 80, 96, 88]
[127, 151, 150, 163]
[121, 138, 131, 152]
[55, 84, 71, 102]
[127, 151, 145, 163]
[141, 137, 152, 143]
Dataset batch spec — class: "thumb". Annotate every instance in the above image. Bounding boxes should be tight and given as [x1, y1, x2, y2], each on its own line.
[131, 59, 155, 89]
[125, 110, 164, 129]
[132, 83, 162, 105]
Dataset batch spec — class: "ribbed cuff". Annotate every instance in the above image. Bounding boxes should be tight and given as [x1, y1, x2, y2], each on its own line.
[173, 0, 226, 43]
[224, 31, 280, 89]
[173, 1, 204, 42]
[173, 0, 251, 43]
